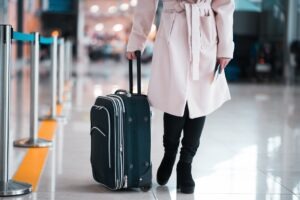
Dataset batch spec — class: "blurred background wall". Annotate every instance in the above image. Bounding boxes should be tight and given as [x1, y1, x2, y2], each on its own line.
[1, 0, 300, 84]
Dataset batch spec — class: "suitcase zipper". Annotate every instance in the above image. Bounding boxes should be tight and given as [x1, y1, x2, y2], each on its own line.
[109, 96, 125, 189]
[118, 99, 125, 189]
[109, 95, 126, 188]
[109, 95, 125, 189]
[109, 95, 126, 113]
[92, 105, 112, 168]
[103, 96, 124, 189]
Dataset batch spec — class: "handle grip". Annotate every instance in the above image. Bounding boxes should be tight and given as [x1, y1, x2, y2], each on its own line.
[115, 89, 131, 96]
[129, 50, 142, 95]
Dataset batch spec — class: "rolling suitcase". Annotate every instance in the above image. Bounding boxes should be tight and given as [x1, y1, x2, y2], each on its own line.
[90, 51, 152, 191]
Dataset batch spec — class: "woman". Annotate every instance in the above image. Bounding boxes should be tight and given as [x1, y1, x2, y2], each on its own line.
[126, 0, 235, 194]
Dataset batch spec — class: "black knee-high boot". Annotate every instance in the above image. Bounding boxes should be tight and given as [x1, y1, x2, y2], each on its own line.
[177, 107, 206, 194]
[157, 109, 187, 185]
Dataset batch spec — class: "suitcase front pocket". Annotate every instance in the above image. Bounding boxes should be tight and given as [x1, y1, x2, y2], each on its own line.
[91, 128, 114, 187]
[91, 106, 112, 169]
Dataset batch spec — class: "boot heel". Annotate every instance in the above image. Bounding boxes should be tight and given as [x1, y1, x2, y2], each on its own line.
[179, 185, 195, 194]
[177, 175, 194, 194]
[176, 161, 195, 194]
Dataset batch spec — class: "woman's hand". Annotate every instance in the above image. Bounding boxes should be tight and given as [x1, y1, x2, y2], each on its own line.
[217, 57, 231, 70]
[126, 51, 137, 60]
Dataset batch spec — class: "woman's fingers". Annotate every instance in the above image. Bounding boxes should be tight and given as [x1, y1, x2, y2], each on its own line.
[218, 58, 231, 70]
[126, 52, 132, 60]
[126, 52, 137, 60]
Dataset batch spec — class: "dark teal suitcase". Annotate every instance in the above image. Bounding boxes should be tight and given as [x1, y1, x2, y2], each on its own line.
[90, 51, 152, 191]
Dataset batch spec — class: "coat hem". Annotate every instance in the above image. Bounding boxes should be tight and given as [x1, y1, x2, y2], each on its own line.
[188, 96, 231, 119]
[148, 96, 231, 119]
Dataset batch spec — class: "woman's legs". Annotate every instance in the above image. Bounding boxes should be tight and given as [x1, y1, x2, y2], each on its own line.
[180, 111, 206, 163]
[157, 107, 188, 185]
[163, 109, 189, 157]
[177, 106, 206, 194]
[157, 104, 206, 192]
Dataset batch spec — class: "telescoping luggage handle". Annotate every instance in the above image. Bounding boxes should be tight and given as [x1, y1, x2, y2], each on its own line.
[129, 50, 142, 95]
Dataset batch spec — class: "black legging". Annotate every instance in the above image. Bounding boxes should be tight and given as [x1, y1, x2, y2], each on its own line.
[163, 104, 206, 163]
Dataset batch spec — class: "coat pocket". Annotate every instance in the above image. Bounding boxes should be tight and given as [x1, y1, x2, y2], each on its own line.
[200, 15, 218, 47]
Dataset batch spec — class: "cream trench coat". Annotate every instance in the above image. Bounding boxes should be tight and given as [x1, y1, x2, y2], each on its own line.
[127, 0, 235, 118]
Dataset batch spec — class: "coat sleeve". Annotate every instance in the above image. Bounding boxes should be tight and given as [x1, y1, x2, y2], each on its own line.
[212, 0, 235, 58]
[127, 0, 159, 52]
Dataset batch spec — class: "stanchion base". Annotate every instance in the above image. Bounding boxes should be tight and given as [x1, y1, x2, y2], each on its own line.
[55, 115, 68, 124]
[39, 115, 67, 122]
[0, 180, 32, 197]
[14, 138, 52, 148]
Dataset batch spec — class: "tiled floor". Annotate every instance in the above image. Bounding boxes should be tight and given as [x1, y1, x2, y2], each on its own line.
[2, 59, 300, 200]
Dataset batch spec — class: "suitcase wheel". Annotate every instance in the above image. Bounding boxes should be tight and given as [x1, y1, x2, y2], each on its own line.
[140, 185, 152, 192]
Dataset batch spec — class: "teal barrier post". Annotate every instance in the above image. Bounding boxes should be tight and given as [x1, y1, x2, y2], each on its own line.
[14, 32, 52, 148]
[0, 25, 32, 197]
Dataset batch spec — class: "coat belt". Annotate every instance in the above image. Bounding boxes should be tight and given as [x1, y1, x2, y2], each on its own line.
[163, 1, 212, 80]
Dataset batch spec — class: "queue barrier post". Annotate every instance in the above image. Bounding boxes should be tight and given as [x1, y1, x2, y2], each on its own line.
[62, 40, 73, 107]
[39, 36, 59, 121]
[14, 32, 52, 148]
[54, 38, 67, 120]
[65, 40, 72, 84]
[0, 24, 32, 196]
[58, 38, 65, 105]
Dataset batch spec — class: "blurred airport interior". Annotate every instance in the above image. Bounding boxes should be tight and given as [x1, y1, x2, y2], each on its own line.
[1, 0, 300, 199]
[1, 0, 300, 83]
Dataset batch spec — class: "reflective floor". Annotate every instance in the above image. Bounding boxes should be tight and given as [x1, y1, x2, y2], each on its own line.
[3, 59, 300, 200]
